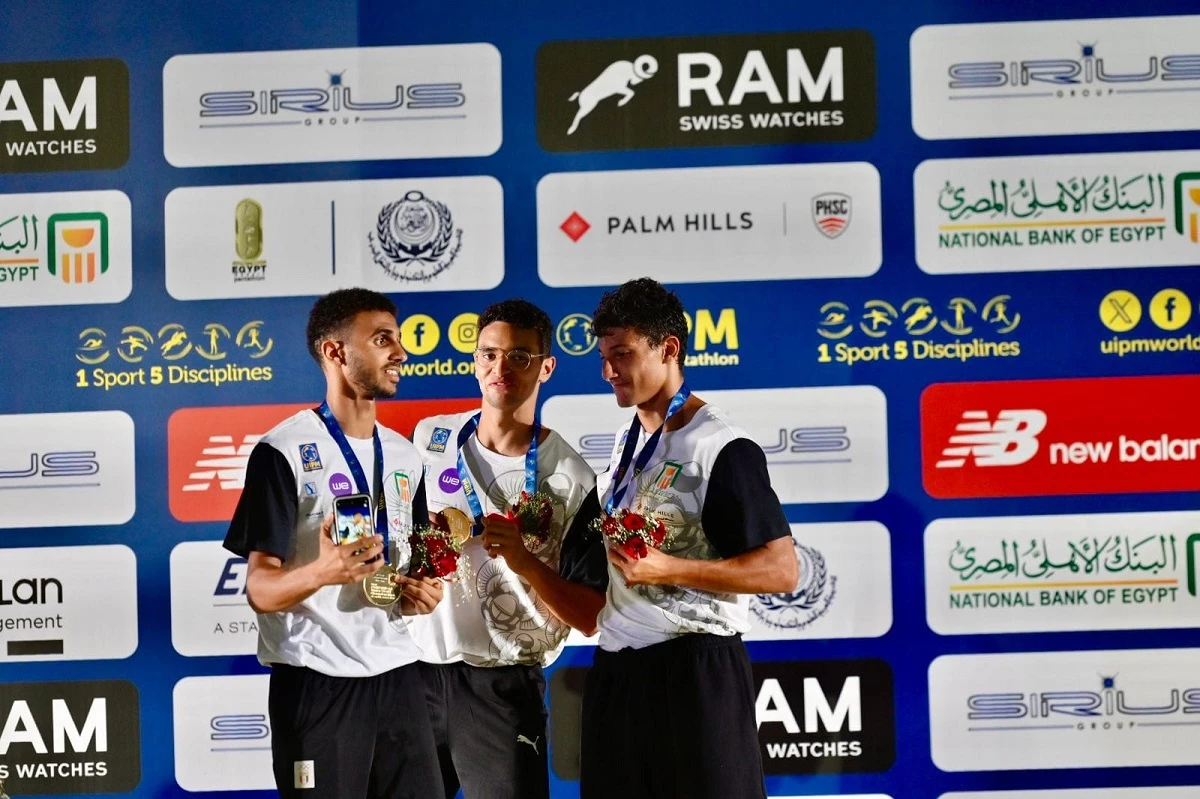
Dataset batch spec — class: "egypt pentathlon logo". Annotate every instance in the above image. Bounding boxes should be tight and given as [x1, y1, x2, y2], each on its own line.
[369, 190, 463, 282]
[751, 539, 837, 629]
[812, 192, 851, 239]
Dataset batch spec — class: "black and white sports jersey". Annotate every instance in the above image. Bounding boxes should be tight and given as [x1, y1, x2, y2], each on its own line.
[596, 403, 791, 651]
[408, 411, 606, 667]
[224, 408, 428, 677]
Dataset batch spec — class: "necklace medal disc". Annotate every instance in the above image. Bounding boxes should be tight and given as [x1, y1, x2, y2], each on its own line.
[363, 563, 400, 606]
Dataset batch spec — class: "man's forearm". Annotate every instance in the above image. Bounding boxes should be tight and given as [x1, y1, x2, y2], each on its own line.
[246, 558, 323, 614]
[511, 556, 605, 636]
[665, 543, 797, 595]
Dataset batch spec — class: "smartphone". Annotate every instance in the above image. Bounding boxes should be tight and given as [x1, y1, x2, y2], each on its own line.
[332, 493, 374, 546]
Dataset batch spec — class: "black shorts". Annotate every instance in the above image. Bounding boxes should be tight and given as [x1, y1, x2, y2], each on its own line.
[268, 662, 443, 799]
[419, 661, 549, 799]
[580, 633, 766, 799]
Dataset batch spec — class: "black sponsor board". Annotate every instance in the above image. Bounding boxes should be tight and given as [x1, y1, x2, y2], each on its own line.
[0, 59, 129, 173]
[0, 679, 140, 794]
[548, 656, 893, 779]
[537, 30, 875, 153]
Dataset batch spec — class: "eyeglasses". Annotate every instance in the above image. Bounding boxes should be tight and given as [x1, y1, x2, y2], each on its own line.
[473, 347, 549, 371]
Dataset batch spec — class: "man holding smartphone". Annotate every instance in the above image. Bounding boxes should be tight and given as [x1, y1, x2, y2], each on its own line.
[224, 288, 446, 799]
[409, 299, 607, 799]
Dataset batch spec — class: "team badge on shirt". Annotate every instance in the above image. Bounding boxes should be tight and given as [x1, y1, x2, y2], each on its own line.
[299, 443, 323, 472]
[393, 471, 413, 505]
[428, 427, 451, 453]
[303, 482, 318, 496]
[653, 462, 683, 491]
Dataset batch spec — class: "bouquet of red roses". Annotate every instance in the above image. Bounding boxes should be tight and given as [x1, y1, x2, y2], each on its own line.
[407, 526, 465, 580]
[506, 490, 555, 550]
[591, 508, 670, 560]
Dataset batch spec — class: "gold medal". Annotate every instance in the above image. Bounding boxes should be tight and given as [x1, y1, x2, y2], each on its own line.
[441, 508, 474, 546]
[363, 563, 401, 606]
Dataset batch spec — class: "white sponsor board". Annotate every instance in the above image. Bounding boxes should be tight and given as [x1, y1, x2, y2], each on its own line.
[915, 150, 1200, 274]
[0, 544, 137, 662]
[912, 15, 1200, 140]
[163, 43, 502, 166]
[171, 540, 258, 657]
[164, 176, 504, 300]
[749, 522, 892, 641]
[930, 648, 1200, 771]
[943, 789, 1200, 799]
[537, 162, 881, 286]
[926, 511, 1200, 635]
[542, 386, 888, 504]
[0, 410, 135, 528]
[0, 190, 131, 307]
[174, 675, 274, 792]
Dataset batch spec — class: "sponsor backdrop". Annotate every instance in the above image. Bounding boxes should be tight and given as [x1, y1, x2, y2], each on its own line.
[1, 0, 1198, 797]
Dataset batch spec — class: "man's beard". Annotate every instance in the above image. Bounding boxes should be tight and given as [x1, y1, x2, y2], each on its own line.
[347, 354, 397, 399]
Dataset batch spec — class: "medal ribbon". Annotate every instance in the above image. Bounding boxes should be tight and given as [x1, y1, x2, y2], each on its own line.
[456, 413, 540, 535]
[605, 384, 690, 515]
[315, 402, 388, 561]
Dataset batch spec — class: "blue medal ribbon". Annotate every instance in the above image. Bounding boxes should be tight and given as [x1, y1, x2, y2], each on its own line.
[315, 402, 388, 561]
[456, 413, 541, 535]
[605, 384, 690, 515]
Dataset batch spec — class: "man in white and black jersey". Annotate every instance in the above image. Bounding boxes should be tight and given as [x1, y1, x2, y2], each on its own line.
[580, 278, 799, 799]
[409, 299, 607, 799]
[224, 288, 447, 799]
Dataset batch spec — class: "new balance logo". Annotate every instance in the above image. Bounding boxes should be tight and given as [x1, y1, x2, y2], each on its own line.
[183, 434, 261, 491]
[936, 409, 1047, 469]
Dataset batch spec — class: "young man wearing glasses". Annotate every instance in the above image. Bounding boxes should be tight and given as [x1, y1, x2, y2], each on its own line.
[408, 299, 607, 799]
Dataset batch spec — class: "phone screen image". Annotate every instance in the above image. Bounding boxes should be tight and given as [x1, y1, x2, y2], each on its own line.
[333, 494, 373, 545]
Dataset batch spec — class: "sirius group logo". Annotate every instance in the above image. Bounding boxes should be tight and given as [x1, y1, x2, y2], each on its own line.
[911, 15, 1200, 139]
[0, 411, 135, 529]
[163, 44, 502, 167]
[930, 648, 1200, 771]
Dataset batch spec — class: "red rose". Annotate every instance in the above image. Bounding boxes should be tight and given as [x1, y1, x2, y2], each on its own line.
[621, 513, 647, 532]
[620, 537, 648, 559]
[432, 552, 459, 578]
[648, 523, 667, 546]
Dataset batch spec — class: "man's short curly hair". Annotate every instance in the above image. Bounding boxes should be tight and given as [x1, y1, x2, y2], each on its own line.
[478, 299, 553, 354]
[591, 277, 688, 368]
[306, 288, 397, 363]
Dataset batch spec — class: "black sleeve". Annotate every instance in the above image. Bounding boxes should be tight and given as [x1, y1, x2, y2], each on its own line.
[223, 443, 297, 562]
[557, 487, 609, 592]
[412, 477, 429, 528]
[700, 438, 791, 559]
